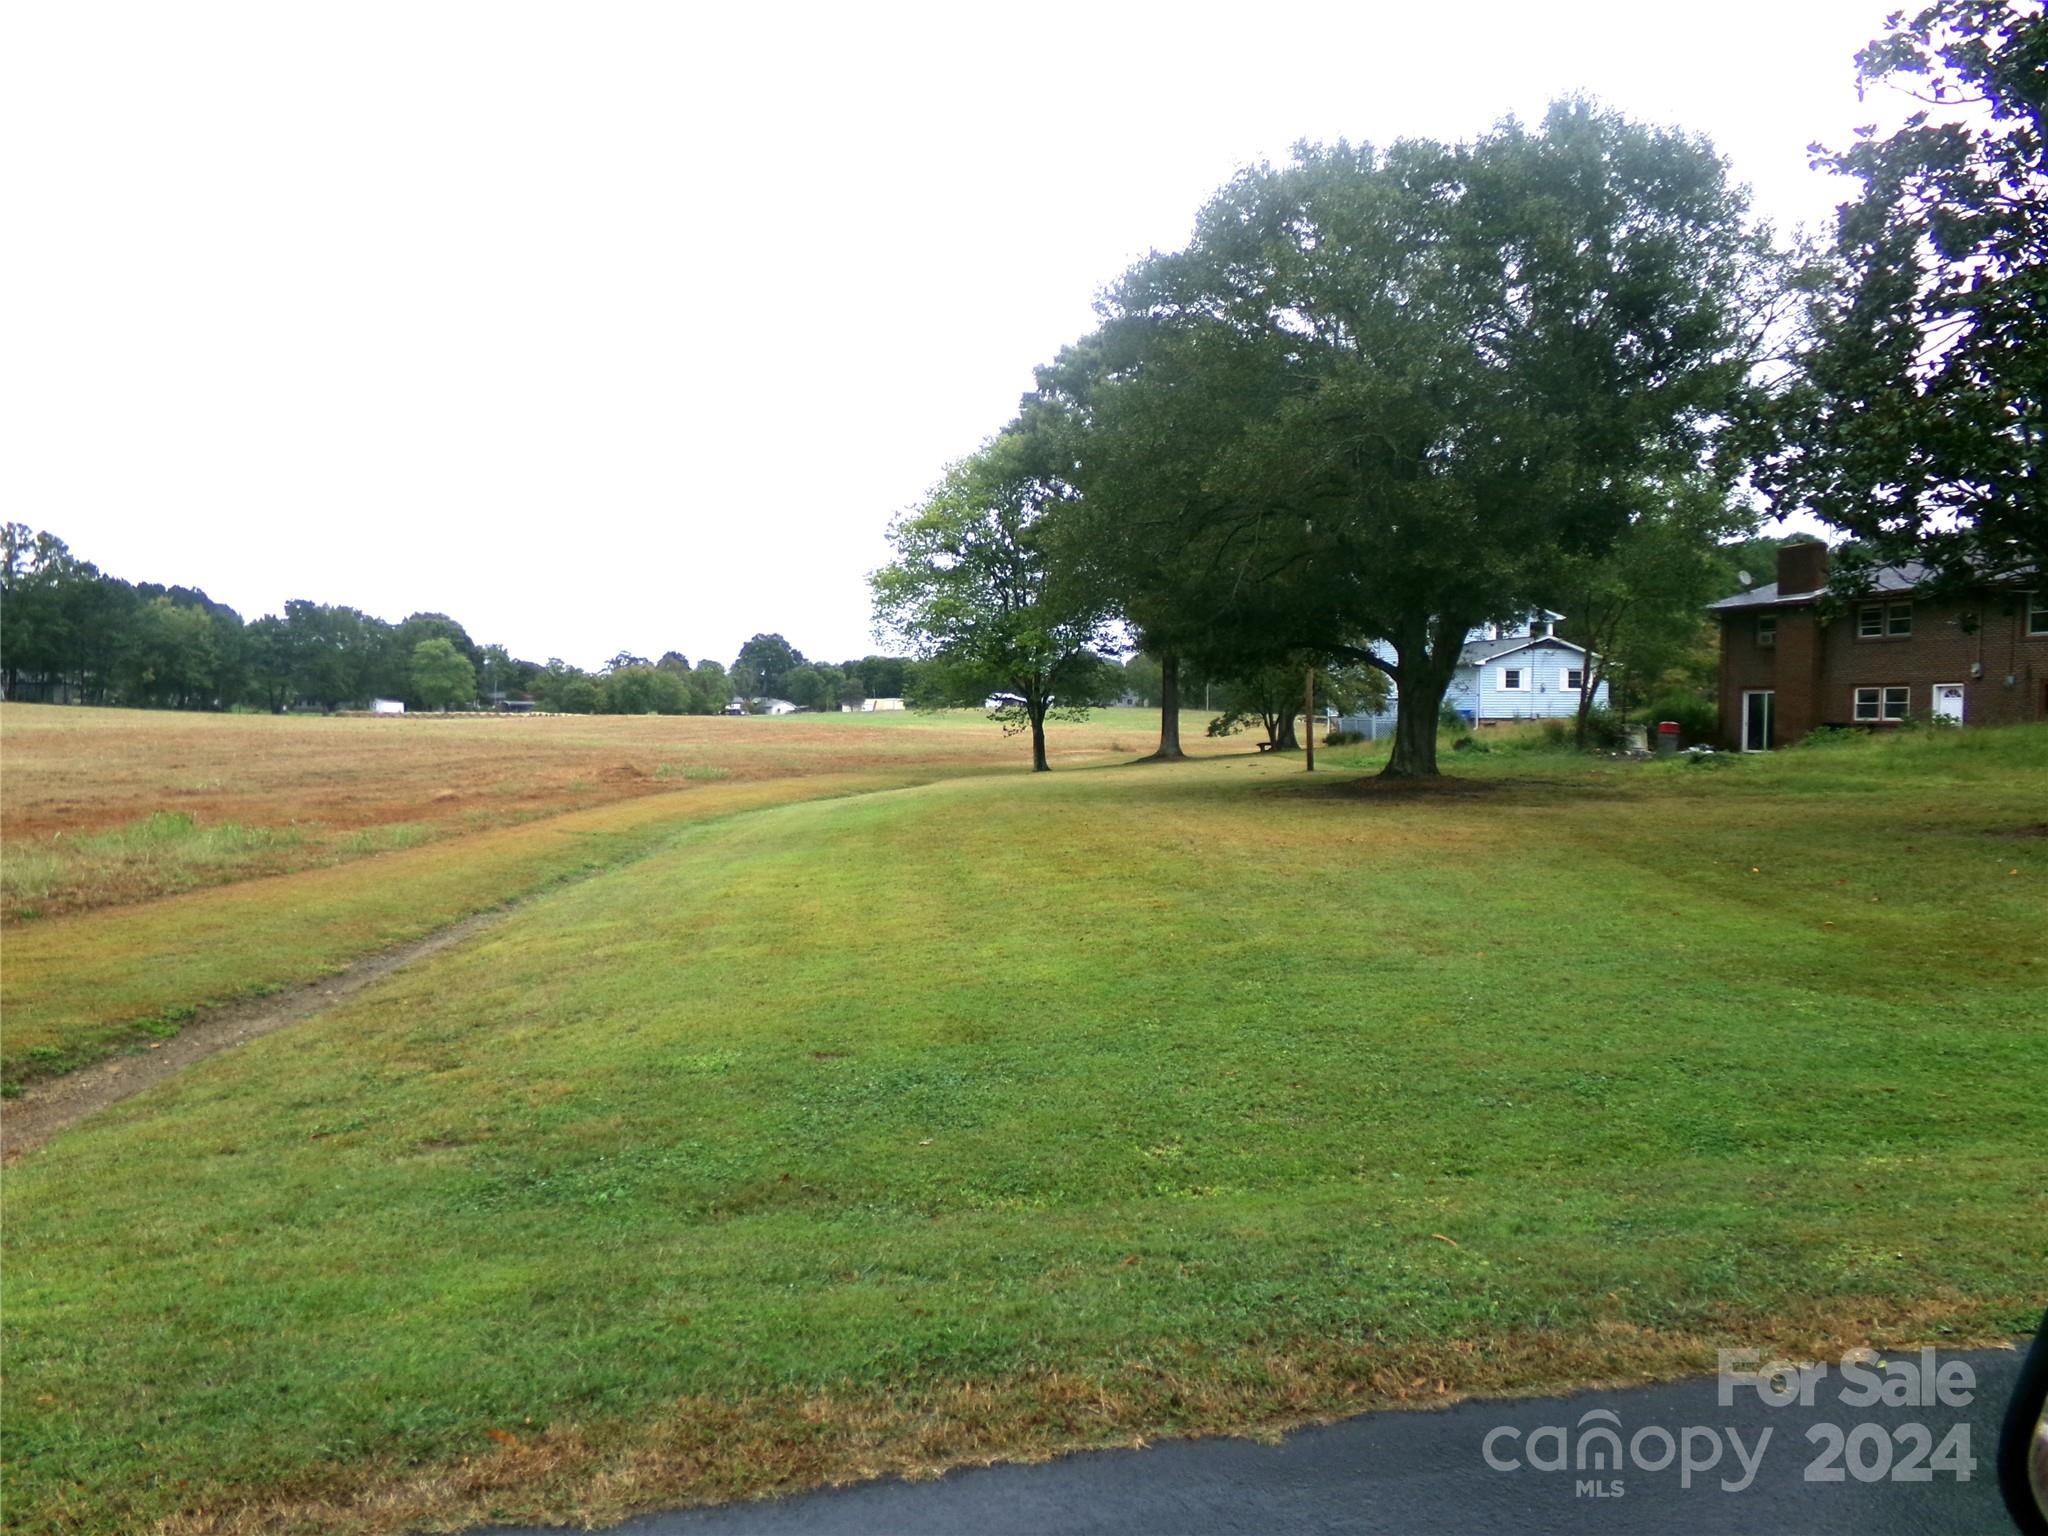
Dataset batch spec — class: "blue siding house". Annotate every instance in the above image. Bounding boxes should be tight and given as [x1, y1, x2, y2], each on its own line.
[1341, 613, 1609, 736]
[1444, 611, 1609, 723]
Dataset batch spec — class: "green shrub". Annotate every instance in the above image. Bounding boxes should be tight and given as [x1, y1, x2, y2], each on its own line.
[1641, 693, 1718, 745]
[1324, 729, 1365, 746]
[1797, 725, 1863, 749]
[1580, 705, 1630, 751]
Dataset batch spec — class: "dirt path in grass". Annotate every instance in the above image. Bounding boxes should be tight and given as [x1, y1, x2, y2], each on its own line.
[1, 910, 505, 1159]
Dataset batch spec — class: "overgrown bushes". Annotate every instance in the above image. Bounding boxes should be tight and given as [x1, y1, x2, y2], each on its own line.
[1535, 706, 1632, 751]
[1641, 694, 1718, 745]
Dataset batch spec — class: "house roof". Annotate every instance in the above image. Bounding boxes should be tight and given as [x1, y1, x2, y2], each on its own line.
[1458, 634, 1599, 666]
[1707, 563, 1929, 612]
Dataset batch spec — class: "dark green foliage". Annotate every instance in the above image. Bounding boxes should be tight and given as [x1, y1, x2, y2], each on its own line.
[1642, 693, 1720, 745]
[731, 634, 802, 700]
[408, 639, 476, 712]
[1020, 104, 1777, 778]
[0, 522, 910, 718]
[1798, 725, 1865, 749]
[871, 428, 1119, 770]
[601, 666, 690, 716]
[1539, 706, 1629, 751]
[1759, 2, 2047, 586]
[1203, 660, 1381, 751]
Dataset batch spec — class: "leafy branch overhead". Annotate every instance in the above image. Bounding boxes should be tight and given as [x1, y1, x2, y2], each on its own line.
[1762, 0, 2046, 587]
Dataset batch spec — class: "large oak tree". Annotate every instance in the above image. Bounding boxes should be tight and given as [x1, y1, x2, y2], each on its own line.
[1031, 292, 1291, 761]
[1102, 103, 1775, 775]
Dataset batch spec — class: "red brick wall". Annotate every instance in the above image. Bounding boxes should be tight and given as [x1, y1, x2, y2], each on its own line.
[1718, 590, 2047, 746]
[1718, 612, 1779, 749]
[1818, 595, 2045, 729]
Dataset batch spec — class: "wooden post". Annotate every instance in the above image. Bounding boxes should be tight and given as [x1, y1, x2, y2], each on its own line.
[1304, 666, 1315, 773]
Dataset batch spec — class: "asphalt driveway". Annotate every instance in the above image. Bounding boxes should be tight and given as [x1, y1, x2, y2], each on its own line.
[484, 1344, 2024, 1535]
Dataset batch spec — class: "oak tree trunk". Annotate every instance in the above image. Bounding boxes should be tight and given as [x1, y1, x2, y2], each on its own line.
[1383, 698, 1440, 777]
[1029, 703, 1051, 772]
[1151, 651, 1185, 759]
[1382, 638, 1460, 779]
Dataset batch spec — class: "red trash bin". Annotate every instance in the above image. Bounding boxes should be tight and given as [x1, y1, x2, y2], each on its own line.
[1655, 720, 1681, 756]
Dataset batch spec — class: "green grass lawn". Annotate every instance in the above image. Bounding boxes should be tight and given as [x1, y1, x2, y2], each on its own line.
[5, 727, 2045, 1534]
[0, 774, 903, 1089]
[1, 709, 1214, 1090]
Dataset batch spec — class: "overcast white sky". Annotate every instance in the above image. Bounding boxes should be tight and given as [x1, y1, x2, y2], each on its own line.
[4, 1, 1903, 669]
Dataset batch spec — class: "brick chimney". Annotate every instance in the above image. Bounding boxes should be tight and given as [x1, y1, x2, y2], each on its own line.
[1776, 540, 1830, 596]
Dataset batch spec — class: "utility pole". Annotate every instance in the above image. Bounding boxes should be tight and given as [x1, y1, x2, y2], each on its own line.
[1304, 665, 1315, 773]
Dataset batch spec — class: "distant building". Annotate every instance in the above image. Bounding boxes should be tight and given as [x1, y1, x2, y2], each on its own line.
[724, 697, 800, 716]
[1343, 614, 1610, 736]
[1447, 612, 1611, 723]
[370, 698, 406, 715]
[842, 696, 906, 712]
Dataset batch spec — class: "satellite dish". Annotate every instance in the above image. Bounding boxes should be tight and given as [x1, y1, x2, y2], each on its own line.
[1737, 569, 1754, 587]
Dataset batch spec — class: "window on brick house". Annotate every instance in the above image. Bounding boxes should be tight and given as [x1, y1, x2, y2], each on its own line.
[1888, 602, 1913, 636]
[1860, 602, 1912, 637]
[1854, 685, 1910, 721]
[2029, 594, 2048, 636]
[1756, 615, 1776, 647]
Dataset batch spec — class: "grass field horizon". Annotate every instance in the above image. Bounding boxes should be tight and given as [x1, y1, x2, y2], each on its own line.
[1, 704, 1228, 922]
[4, 719, 2043, 1534]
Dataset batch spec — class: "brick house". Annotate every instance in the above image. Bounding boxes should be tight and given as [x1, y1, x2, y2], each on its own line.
[1709, 541, 2048, 750]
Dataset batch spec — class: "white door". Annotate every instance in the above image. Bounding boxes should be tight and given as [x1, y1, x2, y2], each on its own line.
[1932, 683, 1965, 724]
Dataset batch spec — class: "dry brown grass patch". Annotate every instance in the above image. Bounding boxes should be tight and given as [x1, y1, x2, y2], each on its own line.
[140, 1294, 2011, 1536]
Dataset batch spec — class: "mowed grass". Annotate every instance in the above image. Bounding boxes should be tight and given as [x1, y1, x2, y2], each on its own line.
[0, 776, 900, 1088]
[5, 727, 2044, 1535]
[0, 709, 1210, 1086]
[0, 705, 1217, 919]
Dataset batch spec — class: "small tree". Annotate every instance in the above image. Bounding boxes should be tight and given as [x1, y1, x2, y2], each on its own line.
[1206, 658, 1386, 750]
[1556, 477, 1754, 744]
[871, 429, 1116, 771]
[410, 637, 475, 712]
